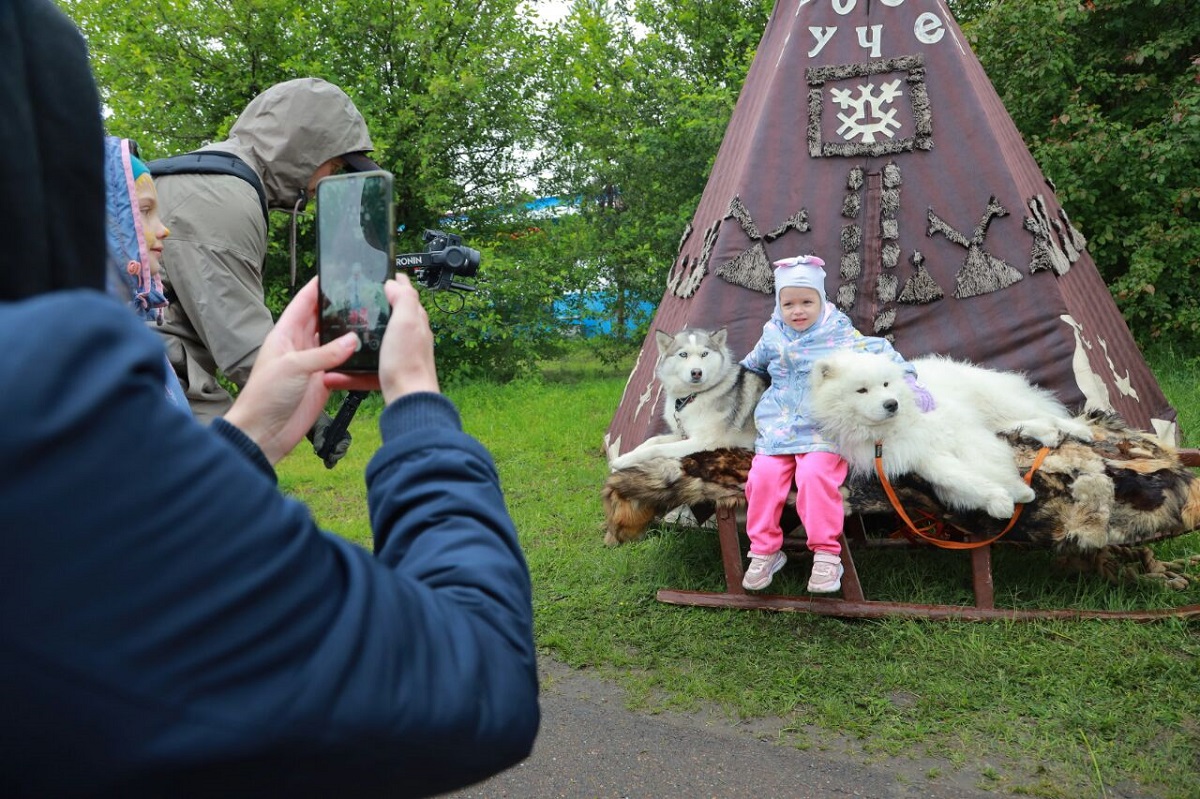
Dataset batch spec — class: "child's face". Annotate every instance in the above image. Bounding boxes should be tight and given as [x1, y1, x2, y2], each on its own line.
[778, 286, 823, 332]
[135, 174, 169, 275]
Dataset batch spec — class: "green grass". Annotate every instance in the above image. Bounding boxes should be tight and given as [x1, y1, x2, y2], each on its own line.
[278, 345, 1200, 798]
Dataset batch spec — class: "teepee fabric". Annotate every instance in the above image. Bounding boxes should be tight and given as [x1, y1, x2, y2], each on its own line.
[606, 0, 1179, 461]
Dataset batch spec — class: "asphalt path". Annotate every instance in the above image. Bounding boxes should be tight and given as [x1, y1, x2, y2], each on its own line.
[441, 657, 1004, 799]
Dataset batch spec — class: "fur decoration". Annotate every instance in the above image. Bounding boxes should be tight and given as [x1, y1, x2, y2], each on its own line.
[877, 273, 898, 304]
[668, 219, 718, 298]
[716, 242, 774, 294]
[882, 161, 902, 189]
[841, 223, 862, 253]
[841, 193, 862, 219]
[766, 209, 810, 240]
[847, 166, 864, 191]
[835, 282, 857, 310]
[928, 199, 1025, 299]
[882, 242, 900, 269]
[897, 250, 944, 304]
[602, 412, 1200, 553]
[873, 307, 896, 334]
[839, 252, 861, 280]
[727, 195, 761, 239]
[676, 223, 692, 256]
[806, 55, 933, 158]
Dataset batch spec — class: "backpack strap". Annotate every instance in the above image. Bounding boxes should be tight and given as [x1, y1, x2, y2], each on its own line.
[146, 151, 269, 224]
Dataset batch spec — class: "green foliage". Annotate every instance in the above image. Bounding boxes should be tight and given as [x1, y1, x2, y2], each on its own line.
[63, 0, 551, 380]
[63, 0, 309, 152]
[523, 0, 772, 348]
[966, 0, 1200, 353]
[423, 238, 568, 384]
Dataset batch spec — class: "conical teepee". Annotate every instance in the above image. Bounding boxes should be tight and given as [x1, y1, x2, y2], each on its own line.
[606, 0, 1179, 460]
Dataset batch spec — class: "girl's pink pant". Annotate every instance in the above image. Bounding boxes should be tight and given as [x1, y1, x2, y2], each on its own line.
[744, 451, 848, 557]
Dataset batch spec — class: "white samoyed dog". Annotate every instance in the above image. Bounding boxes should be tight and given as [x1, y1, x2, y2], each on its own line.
[609, 328, 767, 471]
[809, 351, 1092, 519]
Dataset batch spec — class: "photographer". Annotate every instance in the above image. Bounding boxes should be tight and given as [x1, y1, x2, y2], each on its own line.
[152, 76, 380, 466]
[0, 2, 539, 796]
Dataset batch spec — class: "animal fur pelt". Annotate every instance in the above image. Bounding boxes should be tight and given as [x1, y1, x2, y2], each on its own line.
[602, 412, 1200, 552]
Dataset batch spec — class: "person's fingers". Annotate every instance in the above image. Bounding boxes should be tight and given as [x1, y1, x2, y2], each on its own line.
[291, 332, 358, 375]
[384, 278, 431, 333]
[386, 274, 425, 311]
[376, 275, 438, 403]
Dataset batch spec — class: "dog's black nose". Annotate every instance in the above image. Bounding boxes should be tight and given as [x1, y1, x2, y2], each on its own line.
[691, 369, 703, 380]
[883, 399, 898, 414]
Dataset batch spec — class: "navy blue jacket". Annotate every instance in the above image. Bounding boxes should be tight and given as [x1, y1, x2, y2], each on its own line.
[0, 292, 539, 797]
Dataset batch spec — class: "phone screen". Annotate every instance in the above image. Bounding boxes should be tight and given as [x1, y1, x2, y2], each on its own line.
[316, 170, 395, 372]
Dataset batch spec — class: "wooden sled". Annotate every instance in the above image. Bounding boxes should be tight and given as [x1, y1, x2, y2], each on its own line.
[656, 503, 1200, 621]
[605, 416, 1200, 621]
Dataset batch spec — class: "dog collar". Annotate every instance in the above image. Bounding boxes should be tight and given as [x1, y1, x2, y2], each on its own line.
[675, 394, 697, 413]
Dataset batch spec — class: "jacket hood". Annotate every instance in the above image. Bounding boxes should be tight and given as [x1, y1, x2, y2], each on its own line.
[0, 0, 106, 300]
[203, 78, 374, 211]
[104, 136, 168, 322]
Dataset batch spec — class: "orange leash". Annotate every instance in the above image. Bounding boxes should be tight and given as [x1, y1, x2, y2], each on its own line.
[872, 443, 1051, 550]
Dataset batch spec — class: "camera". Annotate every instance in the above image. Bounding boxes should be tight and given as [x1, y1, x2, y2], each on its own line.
[396, 229, 480, 292]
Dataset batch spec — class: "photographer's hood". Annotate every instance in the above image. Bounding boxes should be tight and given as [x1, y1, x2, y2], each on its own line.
[201, 78, 375, 211]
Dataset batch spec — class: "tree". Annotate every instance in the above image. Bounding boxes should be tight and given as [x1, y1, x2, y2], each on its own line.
[62, 0, 552, 376]
[529, 0, 772, 348]
[65, 0, 543, 218]
[964, 0, 1200, 351]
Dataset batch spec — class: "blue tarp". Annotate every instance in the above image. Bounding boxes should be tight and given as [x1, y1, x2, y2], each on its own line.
[551, 292, 655, 337]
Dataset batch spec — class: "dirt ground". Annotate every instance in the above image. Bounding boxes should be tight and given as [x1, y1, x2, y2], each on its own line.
[441, 656, 1030, 799]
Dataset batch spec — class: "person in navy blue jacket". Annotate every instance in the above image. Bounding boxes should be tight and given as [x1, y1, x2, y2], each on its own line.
[0, 1, 539, 796]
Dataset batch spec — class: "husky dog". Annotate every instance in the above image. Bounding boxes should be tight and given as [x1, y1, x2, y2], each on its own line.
[809, 351, 1089, 520]
[609, 328, 767, 471]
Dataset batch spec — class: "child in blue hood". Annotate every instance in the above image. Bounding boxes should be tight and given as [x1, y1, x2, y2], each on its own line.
[104, 135, 186, 407]
[739, 255, 931, 592]
[104, 136, 171, 324]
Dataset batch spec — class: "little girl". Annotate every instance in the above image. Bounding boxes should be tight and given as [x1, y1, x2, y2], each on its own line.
[104, 136, 186, 407]
[739, 255, 930, 592]
[104, 136, 171, 325]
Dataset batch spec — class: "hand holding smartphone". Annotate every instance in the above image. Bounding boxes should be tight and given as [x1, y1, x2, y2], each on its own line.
[316, 170, 395, 372]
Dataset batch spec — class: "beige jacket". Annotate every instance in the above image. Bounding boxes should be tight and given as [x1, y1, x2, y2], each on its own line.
[155, 78, 373, 421]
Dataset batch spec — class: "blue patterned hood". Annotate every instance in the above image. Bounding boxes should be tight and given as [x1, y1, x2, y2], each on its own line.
[104, 136, 168, 324]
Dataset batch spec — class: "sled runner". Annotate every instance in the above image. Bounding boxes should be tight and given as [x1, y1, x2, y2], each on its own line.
[655, 500, 1200, 622]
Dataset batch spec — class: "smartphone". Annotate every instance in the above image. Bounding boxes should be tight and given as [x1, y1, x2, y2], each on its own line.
[316, 170, 395, 372]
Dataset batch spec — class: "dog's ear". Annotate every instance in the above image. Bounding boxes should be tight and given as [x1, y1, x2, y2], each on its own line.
[654, 329, 674, 355]
[710, 328, 728, 348]
[812, 358, 835, 385]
